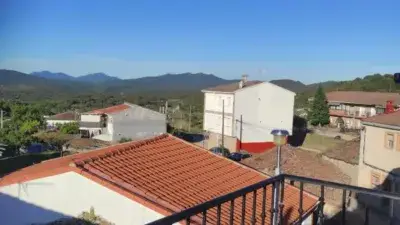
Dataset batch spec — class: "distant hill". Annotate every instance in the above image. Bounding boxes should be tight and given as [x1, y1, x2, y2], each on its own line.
[31, 71, 75, 81]
[5, 69, 397, 103]
[29, 70, 305, 92]
[31, 71, 120, 83]
[76, 73, 120, 83]
[104, 73, 233, 93]
[1, 70, 95, 100]
[269, 79, 307, 92]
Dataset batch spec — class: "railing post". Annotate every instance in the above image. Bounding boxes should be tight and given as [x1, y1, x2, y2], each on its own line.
[261, 186, 267, 225]
[273, 180, 280, 225]
[341, 189, 346, 225]
[279, 178, 285, 224]
[298, 182, 304, 224]
[251, 190, 257, 225]
[318, 185, 325, 225]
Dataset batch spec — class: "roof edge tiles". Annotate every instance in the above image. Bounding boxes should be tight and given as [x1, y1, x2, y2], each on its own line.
[84, 103, 131, 115]
[0, 134, 318, 225]
[202, 80, 264, 93]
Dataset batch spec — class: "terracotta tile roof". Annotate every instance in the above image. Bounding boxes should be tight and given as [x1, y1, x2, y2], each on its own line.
[326, 91, 400, 106]
[323, 139, 360, 165]
[203, 80, 263, 92]
[242, 147, 351, 206]
[48, 112, 79, 121]
[86, 104, 130, 115]
[329, 109, 364, 119]
[362, 110, 400, 127]
[0, 135, 317, 224]
[65, 138, 111, 151]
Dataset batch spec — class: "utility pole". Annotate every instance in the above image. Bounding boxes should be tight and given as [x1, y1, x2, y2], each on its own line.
[188, 105, 192, 132]
[165, 100, 168, 116]
[0, 109, 3, 129]
[221, 100, 225, 148]
[180, 111, 183, 129]
[239, 115, 243, 151]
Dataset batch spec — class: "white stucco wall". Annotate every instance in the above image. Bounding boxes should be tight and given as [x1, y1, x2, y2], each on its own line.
[234, 82, 295, 143]
[203, 112, 233, 136]
[204, 92, 234, 114]
[46, 120, 76, 127]
[0, 172, 170, 225]
[80, 114, 101, 122]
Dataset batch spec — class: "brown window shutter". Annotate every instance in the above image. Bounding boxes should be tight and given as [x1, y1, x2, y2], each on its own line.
[397, 134, 400, 151]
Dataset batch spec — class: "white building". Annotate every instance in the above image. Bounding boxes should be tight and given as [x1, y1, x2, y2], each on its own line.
[0, 134, 316, 225]
[202, 75, 295, 153]
[79, 102, 166, 142]
[46, 112, 79, 128]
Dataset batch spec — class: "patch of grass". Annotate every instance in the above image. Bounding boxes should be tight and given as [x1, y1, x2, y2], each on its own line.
[302, 133, 345, 152]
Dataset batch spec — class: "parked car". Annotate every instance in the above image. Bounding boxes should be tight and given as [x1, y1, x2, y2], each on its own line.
[209, 146, 231, 157]
[228, 150, 252, 162]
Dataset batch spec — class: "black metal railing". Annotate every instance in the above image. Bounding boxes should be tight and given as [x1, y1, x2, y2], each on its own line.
[146, 174, 400, 225]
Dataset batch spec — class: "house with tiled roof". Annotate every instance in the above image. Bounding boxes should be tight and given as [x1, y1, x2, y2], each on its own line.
[358, 110, 400, 221]
[46, 111, 80, 128]
[0, 134, 318, 225]
[326, 91, 400, 129]
[79, 102, 166, 142]
[202, 74, 296, 153]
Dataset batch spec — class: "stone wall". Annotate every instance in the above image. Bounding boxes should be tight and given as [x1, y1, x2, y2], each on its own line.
[322, 155, 359, 186]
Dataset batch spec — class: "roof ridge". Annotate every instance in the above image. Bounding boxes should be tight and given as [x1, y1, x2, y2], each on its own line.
[72, 134, 170, 166]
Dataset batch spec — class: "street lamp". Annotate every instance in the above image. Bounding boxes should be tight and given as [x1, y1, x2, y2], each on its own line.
[271, 129, 289, 175]
[270, 129, 289, 225]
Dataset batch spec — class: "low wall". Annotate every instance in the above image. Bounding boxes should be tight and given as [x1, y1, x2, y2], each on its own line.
[322, 155, 359, 186]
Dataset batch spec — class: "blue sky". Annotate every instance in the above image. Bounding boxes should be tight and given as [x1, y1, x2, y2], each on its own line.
[0, 0, 399, 84]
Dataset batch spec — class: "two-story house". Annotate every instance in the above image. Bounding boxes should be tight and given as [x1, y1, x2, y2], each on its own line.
[358, 110, 400, 220]
[326, 91, 400, 129]
[202, 75, 296, 153]
[79, 102, 166, 142]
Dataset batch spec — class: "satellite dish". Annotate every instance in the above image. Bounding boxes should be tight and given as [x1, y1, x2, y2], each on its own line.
[394, 73, 400, 84]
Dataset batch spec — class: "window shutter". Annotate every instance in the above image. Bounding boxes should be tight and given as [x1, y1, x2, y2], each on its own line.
[385, 133, 388, 148]
[397, 134, 400, 152]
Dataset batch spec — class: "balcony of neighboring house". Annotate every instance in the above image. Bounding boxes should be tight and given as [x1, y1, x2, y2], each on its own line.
[147, 174, 400, 225]
[79, 115, 108, 138]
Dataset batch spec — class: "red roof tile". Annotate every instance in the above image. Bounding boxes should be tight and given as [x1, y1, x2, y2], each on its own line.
[0, 134, 317, 224]
[86, 104, 130, 115]
[48, 112, 79, 121]
[203, 81, 263, 92]
[327, 91, 400, 106]
[362, 110, 400, 127]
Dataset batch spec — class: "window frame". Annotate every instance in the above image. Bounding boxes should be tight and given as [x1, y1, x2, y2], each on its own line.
[385, 132, 395, 150]
[370, 171, 381, 188]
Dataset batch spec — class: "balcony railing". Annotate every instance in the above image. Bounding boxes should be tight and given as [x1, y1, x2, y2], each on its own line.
[146, 174, 400, 225]
[79, 121, 106, 128]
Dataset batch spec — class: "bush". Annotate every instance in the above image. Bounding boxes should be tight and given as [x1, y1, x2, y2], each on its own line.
[44, 207, 114, 225]
[119, 137, 132, 143]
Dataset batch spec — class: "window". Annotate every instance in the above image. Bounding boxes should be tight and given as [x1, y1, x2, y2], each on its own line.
[385, 133, 395, 149]
[376, 107, 385, 114]
[371, 171, 381, 188]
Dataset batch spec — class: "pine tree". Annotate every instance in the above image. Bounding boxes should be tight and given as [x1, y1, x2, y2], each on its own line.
[309, 86, 330, 126]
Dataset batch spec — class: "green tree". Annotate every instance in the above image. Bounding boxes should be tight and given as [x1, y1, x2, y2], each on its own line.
[309, 86, 330, 126]
[119, 137, 132, 143]
[59, 122, 79, 134]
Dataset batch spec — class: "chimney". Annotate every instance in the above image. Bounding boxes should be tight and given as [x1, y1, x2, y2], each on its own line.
[239, 74, 248, 89]
[385, 100, 394, 114]
[242, 74, 248, 83]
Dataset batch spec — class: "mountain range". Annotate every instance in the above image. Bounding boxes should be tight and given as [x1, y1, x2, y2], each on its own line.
[4, 69, 395, 102]
[0, 69, 312, 100]
[30, 71, 120, 83]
